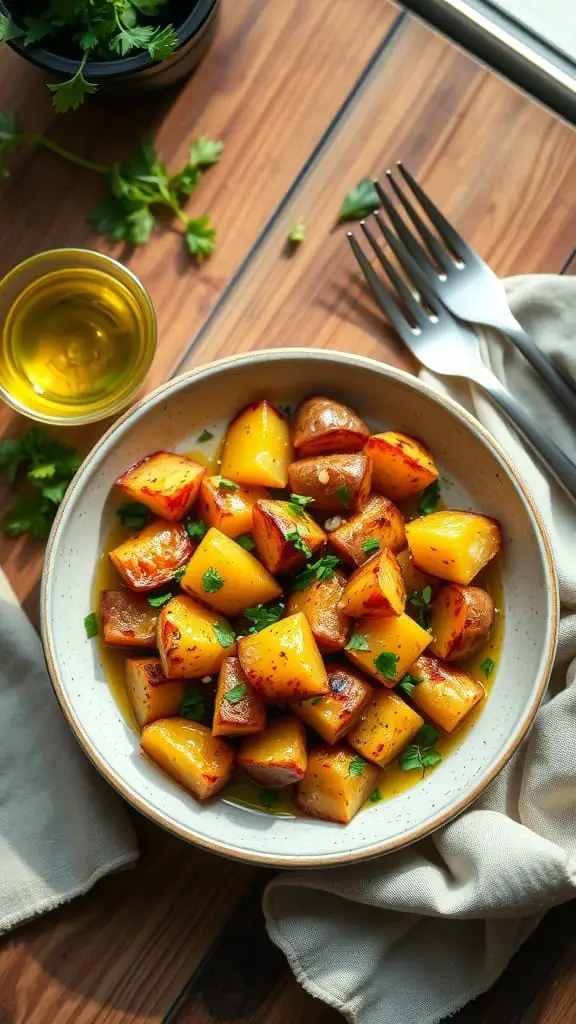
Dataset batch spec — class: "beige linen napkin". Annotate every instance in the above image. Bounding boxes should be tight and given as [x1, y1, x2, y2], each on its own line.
[264, 274, 576, 1024]
[0, 573, 137, 934]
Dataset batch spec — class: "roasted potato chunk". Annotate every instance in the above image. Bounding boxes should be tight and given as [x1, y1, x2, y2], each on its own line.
[238, 714, 307, 787]
[293, 396, 370, 457]
[339, 549, 406, 618]
[100, 589, 158, 648]
[345, 612, 431, 686]
[396, 548, 438, 595]
[220, 400, 293, 488]
[288, 453, 371, 513]
[408, 654, 485, 733]
[293, 744, 378, 823]
[198, 476, 268, 538]
[157, 595, 235, 679]
[126, 657, 185, 727]
[109, 519, 192, 591]
[365, 431, 439, 501]
[287, 568, 350, 651]
[237, 611, 329, 703]
[293, 663, 372, 744]
[347, 689, 424, 767]
[212, 656, 266, 737]
[329, 495, 405, 566]
[181, 527, 281, 615]
[429, 584, 495, 661]
[405, 511, 502, 584]
[115, 451, 205, 522]
[252, 499, 326, 574]
[141, 718, 235, 800]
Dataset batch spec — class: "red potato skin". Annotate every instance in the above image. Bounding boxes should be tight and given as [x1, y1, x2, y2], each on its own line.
[429, 584, 495, 661]
[287, 453, 372, 512]
[329, 494, 405, 566]
[100, 589, 158, 648]
[293, 396, 370, 457]
[115, 451, 205, 522]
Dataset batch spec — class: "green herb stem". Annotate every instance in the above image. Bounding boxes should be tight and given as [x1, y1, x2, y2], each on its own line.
[22, 133, 110, 175]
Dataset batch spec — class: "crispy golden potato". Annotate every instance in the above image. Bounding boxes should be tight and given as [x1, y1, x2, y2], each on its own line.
[181, 527, 281, 615]
[347, 689, 424, 767]
[345, 612, 431, 686]
[293, 744, 379, 823]
[293, 663, 373, 744]
[141, 718, 235, 800]
[396, 548, 438, 594]
[237, 611, 329, 703]
[126, 657, 185, 728]
[405, 511, 502, 584]
[293, 396, 370, 457]
[238, 714, 307, 787]
[365, 431, 439, 501]
[100, 589, 158, 648]
[429, 584, 495, 661]
[220, 400, 293, 488]
[198, 476, 268, 538]
[288, 453, 371, 513]
[252, 499, 326, 574]
[287, 568, 350, 651]
[338, 549, 406, 618]
[329, 494, 405, 566]
[157, 595, 235, 679]
[116, 451, 205, 522]
[109, 519, 192, 591]
[408, 653, 485, 733]
[212, 656, 266, 737]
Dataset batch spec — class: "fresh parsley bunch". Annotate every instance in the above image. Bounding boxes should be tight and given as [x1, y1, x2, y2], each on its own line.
[0, 428, 82, 539]
[0, 0, 178, 112]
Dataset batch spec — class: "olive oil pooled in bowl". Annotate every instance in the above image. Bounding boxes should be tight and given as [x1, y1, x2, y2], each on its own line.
[0, 249, 157, 425]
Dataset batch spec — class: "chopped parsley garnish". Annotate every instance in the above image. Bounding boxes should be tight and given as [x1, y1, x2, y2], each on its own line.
[374, 651, 399, 680]
[197, 429, 213, 442]
[480, 657, 496, 678]
[172, 565, 188, 583]
[409, 586, 433, 629]
[288, 220, 305, 245]
[419, 480, 441, 515]
[226, 683, 248, 704]
[293, 554, 340, 591]
[287, 493, 315, 518]
[399, 723, 442, 773]
[362, 537, 380, 553]
[335, 483, 352, 508]
[180, 687, 205, 722]
[345, 632, 370, 652]
[338, 178, 380, 222]
[147, 592, 172, 608]
[259, 789, 279, 809]
[218, 477, 239, 491]
[311, 696, 324, 705]
[202, 567, 225, 593]
[369, 788, 382, 803]
[397, 673, 421, 697]
[286, 529, 312, 558]
[244, 602, 284, 633]
[235, 533, 256, 551]
[186, 519, 207, 541]
[116, 501, 152, 530]
[84, 612, 98, 639]
[213, 622, 235, 648]
[348, 754, 367, 777]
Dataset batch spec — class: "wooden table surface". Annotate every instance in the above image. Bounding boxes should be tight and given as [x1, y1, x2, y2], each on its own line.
[0, 2, 575, 1022]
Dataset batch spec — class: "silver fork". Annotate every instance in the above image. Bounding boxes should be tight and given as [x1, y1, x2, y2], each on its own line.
[375, 164, 576, 426]
[347, 217, 576, 504]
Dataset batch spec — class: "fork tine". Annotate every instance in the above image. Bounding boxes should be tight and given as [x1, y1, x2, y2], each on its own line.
[385, 168, 454, 273]
[360, 220, 426, 328]
[397, 162, 468, 262]
[347, 232, 412, 340]
[373, 180, 435, 277]
[373, 212, 444, 315]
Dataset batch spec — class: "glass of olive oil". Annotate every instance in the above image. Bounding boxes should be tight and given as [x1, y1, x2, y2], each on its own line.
[0, 249, 157, 424]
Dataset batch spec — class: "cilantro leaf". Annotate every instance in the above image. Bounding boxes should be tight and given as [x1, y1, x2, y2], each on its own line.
[369, 788, 382, 803]
[345, 632, 370, 652]
[185, 216, 217, 260]
[374, 651, 399, 680]
[285, 529, 312, 559]
[415, 724, 439, 747]
[84, 612, 98, 639]
[0, 435, 27, 483]
[147, 592, 172, 608]
[225, 683, 248, 705]
[48, 64, 98, 114]
[399, 723, 443, 774]
[422, 749, 443, 768]
[202, 567, 225, 593]
[419, 480, 441, 515]
[173, 565, 187, 583]
[88, 194, 129, 243]
[1, 428, 80, 540]
[148, 24, 178, 60]
[116, 502, 152, 529]
[362, 537, 380, 553]
[23, 15, 52, 45]
[259, 789, 279, 809]
[293, 554, 340, 592]
[180, 687, 205, 722]
[399, 746, 423, 772]
[197, 429, 213, 442]
[397, 673, 421, 697]
[0, 14, 23, 42]
[288, 220, 305, 245]
[213, 622, 235, 648]
[244, 602, 284, 633]
[335, 484, 351, 508]
[409, 586, 433, 629]
[186, 519, 207, 541]
[125, 206, 155, 245]
[348, 754, 367, 777]
[112, 23, 154, 57]
[287, 493, 315, 518]
[235, 534, 256, 551]
[218, 477, 239, 491]
[189, 136, 224, 169]
[338, 178, 380, 222]
[480, 657, 496, 678]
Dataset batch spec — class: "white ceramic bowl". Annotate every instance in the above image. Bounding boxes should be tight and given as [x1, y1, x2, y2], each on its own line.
[41, 350, 558, 867]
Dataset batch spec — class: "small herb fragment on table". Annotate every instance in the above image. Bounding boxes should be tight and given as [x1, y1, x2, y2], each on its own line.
[202, 567, 225, 594]
[374, 651, 399, 680]
[236, 534, 256, 551]
[244, 602, 285, 633]
[287, 493, 315, 519]
[225, 683, 248, 705]
[335, 484, 351, 508]
[180, 687, 205, 722]
[480, 657, 496, 678]
[218, 477, 239, 491]
[285, 529, 312, 559]
[259, 789, 279, 810]
[117, 501, 152, 530]
[0, 427, 81, 540]
[419, 480, 441, 515]
[186, 519, 207, 541]
[348, 754, 367, 777]
[399, 723, 442, 774]
[292, 554, 340, 592]
[362, 537, 380, 553]
[338, 178, 380, 222]
[147, 592, 172, 608]
[84, 612, 98, 639]
[288, 220, 305, 245]
[397, 673, 421, 697]
[197, 429, 213, 443]
[369, 788, 382, 803]
[213, 622, 236, 648]
[345, 632, 370, 652]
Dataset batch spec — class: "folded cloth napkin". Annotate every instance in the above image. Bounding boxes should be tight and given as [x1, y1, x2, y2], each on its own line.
[264, 274, 576, 1024]
[0, 573, 137, 934]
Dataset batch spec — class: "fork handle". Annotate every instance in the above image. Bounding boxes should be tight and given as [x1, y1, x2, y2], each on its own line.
[501, 324, 576, 422]
[476, 372, 576, 503]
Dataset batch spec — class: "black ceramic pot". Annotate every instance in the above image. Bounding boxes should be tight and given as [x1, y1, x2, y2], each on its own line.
[2, 0, 220, 95]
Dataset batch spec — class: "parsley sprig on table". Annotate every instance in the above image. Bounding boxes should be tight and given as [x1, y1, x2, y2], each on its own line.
[0, 112, 223, 261]
[0, 428, 81, 539]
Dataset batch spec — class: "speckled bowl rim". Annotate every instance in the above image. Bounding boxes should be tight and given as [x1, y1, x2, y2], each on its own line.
[40, 348, 559, 867]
